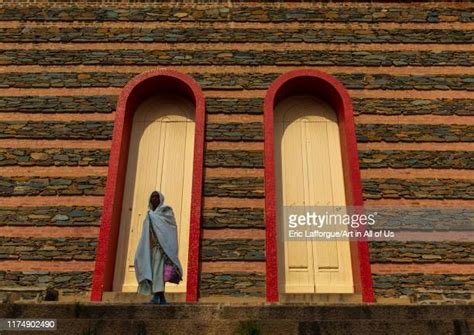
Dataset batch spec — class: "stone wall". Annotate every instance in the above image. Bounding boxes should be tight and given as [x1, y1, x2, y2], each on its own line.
[2, 49, 473, 66]
[0, 177, 105, 196]
[370, 242, 474, 264]
[372, 273, 474, 304]
[0, 148, 109, 166]
[0, 206, 101, 226]
[0, 271, 91, 302]
[202, 208, 264, 229]
[200, 272, 265, 297]
[2, 121, 473, 143]
[0, 237, 97, 261]
[1, 72, 473, 91]
[0, 6, 470, 23]
[0, 2, 472, 303]
[3, 148, 473, 170]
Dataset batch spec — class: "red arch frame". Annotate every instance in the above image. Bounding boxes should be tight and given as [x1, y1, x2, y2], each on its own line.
[91, 69, 205, 302]
[264, 69, 374, 303]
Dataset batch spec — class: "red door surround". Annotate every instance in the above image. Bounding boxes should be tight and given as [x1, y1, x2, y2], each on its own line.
[91, 70, 205, 302]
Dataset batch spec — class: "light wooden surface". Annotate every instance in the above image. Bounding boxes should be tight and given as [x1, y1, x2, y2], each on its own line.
[275, 95, 354, 295]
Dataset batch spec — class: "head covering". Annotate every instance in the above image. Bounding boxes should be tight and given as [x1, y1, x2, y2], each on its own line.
[148, 191, 165, 210]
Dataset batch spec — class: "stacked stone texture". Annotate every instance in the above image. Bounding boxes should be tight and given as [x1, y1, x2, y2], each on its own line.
[0, 2, 472, 303]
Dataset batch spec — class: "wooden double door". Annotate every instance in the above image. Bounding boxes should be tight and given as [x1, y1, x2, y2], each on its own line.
[274, 95, 354, 295]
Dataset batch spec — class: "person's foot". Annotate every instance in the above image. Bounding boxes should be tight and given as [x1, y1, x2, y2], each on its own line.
[149, 293, 160, 304]
[158, 292, 167, 305]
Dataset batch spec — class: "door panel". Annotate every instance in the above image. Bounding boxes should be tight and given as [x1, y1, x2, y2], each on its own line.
[113, 95, 194, 293]
[275, 95, 354, 295]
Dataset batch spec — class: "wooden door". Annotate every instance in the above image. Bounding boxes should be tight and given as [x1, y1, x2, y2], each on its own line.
[275, 95, 354, 295]
[113, 95, 195, 293]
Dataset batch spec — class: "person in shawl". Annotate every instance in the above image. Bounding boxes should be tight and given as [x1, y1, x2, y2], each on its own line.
[134, 191, 183, 305]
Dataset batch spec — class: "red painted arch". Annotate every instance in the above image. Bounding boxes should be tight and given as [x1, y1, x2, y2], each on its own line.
[264, 69, 375, 303]
[91, 69, 205, 302]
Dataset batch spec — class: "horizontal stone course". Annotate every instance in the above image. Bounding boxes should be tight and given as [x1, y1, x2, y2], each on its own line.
[358, 150, 474, 169]
[353, 98, 474, 116]
[205, 123, 474, 143]
[204, 177, 264, 198]
[205, 150, 263, 168]
[0, 6, 470, 23]
[1, 50, 472, 66]
[357, 124, 474, 142]
[2, 72, 474, 91]
[0, 95, 117, 113]
[0, 148, 110, 167]
[0, 271, 92, 298]
[24, 176, 448, 200]
[0, 237, 97, 261]
[370, 242, 474, 264]
[202, 207, 264, 229]
[362, 178, 474, 200]
[200, 272, 265, 297]
[206, 149, 474, 170]
[0, 96, 472, 117]
[204, 177, 474, 200]
[372, 273, 474, 301]
[206, 98, 263, 114]
[206, 123, 263, 141]
[371, 208, 472, 231]
[0, 121, 113, 140]
[0, 206, 101, 226]
[202, 239, 265, 261]
[0, 176, 106, 196]
[1, 27, 472, 44]
[2, 148, 472, 171]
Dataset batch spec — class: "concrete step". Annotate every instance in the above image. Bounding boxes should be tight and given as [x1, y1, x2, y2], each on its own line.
[0, 303, 472, 335]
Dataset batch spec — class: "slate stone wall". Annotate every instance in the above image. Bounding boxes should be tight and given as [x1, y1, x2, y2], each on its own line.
[0, 237, 97, 261]
[2, 122, 473, 143]
[0, 271, 92, 302]
[0, 148, 109, 166]
[0, 2, 472, 303]
[0, 177, 106, 196]
[1, 72, 473, 91]
[0, 206, 101, 226]
[0, 95, 117, 112]
[202, 239, 265, 261]
[200, 272, 265, 297]
[358, 150, 474, 169]
[1, 96, 473, 116]
[362, 178, 474, 200]
[372, 273, 474, 303]
[2, 148, 473, 170]
[202, 208, 264, 229]
[370, 242, 474, 264]
[1, 49, 472, 66]
[2, 27, 473, 44]
[204, 177, 265, 198]
[0, 6, 470, 23]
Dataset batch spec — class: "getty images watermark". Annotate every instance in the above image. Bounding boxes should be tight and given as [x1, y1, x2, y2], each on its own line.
[283, 206, 474, 242]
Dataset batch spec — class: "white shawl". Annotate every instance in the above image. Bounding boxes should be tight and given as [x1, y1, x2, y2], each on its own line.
[134, 193, 183, 287]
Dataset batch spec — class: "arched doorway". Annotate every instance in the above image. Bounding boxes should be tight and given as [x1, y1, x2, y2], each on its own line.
[91, 70, 205, 302]
[274, 95, 353, 296]
[113, 95, 195, 293]
[264, 69, 374, 303]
